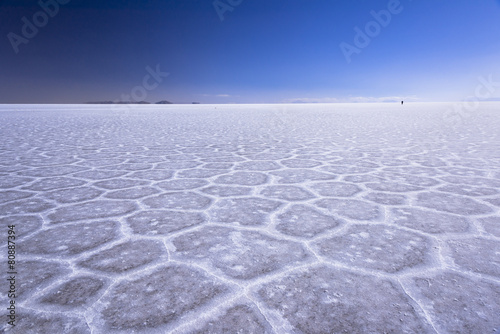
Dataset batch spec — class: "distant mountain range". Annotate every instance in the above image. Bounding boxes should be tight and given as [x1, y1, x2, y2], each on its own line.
[85, 101, 202, 104]
[85, 100, 173, 104]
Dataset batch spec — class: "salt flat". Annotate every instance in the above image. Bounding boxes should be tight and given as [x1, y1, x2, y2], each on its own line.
[0, 103, 499, 333]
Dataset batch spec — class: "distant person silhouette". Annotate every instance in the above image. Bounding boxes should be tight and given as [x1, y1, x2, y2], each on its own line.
[401, 101, 404, 105]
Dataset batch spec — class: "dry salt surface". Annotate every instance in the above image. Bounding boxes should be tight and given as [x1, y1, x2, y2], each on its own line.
[1, 102, 499, 333]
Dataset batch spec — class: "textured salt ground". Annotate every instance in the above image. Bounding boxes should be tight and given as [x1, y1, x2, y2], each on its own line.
[0, 103, 499, 334]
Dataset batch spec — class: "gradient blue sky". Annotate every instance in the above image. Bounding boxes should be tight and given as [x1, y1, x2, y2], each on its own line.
[1, 0, 499, 103]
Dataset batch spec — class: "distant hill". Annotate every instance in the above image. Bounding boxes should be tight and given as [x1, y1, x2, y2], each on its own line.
[86, 100, 177, 104]
[84, 100, 204, 105]
[86, 101, 151, 104]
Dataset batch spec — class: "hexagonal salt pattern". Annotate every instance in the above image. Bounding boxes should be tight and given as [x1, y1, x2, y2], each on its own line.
[415, 192, 492, 215]
[479, 216, 500, 237]
[126, 210, 206, 235]
[447, 238, 500, 278]
[315, 198, 381, 220]
[15, 260, 71, 301]
[188, 303, 274, 334]
[77, 239, 167, 273]
[171, 226, 311, 279]
[276, 204, 342, 238]
[208, 197, 282, 226]
[313, 224, 431, 273]
[94, 265, 230, 332]
[402, 271, 500, 333]
[3, 309, 91, 333]
[255, 265, 433, 333]
[1, 104, 499, 333]
[19, 221, 119, 257]
[37, 276, 108, 309]
[391, 207, 470, 234]
[143, 192, 212, 210]
[48, 200, 138, 223]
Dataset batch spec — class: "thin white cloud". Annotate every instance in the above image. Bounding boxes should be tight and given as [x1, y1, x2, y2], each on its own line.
[199, 94, 233, 98]
[282, 97, 340, 103]
[283, 96, 419, 103]
[348, 96, 419, 103]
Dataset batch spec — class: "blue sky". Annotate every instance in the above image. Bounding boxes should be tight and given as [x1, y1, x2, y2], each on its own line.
[1, 0, 499, 103]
